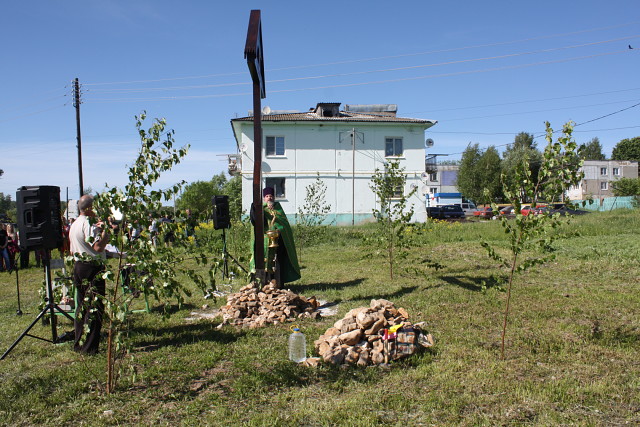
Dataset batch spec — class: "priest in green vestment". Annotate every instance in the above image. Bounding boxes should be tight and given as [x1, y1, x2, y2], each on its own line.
[250, 187, 301, 286]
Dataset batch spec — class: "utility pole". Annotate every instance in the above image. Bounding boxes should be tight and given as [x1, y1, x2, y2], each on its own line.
[351, 128, 356, 226]
[73, 78, 84, 198]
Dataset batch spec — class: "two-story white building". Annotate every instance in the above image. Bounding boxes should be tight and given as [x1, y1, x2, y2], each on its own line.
[230, 103, 437, 225]
[566, 160, 639, 200]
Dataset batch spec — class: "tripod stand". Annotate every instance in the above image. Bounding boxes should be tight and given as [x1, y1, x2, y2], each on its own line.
[14, 266, 22, 315]
[1, 250, 74, 360]
[221, 228, 247, 279]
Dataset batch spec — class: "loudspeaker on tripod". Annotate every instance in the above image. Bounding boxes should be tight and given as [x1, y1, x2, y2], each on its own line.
[16, 185, 63, 250]
[212, 195, 230, 230]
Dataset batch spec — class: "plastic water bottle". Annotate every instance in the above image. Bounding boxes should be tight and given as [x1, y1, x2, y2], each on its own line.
[288, 326, 307, 363]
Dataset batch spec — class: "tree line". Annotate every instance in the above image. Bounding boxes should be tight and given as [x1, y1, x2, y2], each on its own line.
[456, 135, 640, 203]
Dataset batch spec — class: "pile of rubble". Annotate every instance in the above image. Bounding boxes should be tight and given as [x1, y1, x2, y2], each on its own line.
[314, 299, 433, 366]
[219, 281, 321, 328]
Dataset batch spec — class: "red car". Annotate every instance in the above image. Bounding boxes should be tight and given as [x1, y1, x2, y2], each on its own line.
[473, 206, 494, 219]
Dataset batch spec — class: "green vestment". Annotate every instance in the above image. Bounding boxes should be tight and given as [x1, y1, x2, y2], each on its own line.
[250, 202, 301, 284]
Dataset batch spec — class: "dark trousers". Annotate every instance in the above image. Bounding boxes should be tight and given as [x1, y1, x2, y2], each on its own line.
[73, 261, 106, 355]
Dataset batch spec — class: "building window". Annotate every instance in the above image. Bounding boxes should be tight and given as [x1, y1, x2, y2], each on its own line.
[385, 137, 403, 157]
[429, 172, 438, 182]
[600, 167, 607, 176]
[265, 178, 286, 199]
[430, 187, 438, 194]
[600, 181, 608, 190]
[613, 167, 620, 176]
[266, 136, 285, 156]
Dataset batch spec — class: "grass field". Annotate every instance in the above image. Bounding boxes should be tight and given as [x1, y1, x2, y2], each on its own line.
[0, 210, 638, 426]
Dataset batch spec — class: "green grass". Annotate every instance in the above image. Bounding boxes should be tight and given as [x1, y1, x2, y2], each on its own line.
[0, 210, 639, 425]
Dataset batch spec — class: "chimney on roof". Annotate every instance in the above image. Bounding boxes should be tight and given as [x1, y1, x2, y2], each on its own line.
[314, 102, 341, 118]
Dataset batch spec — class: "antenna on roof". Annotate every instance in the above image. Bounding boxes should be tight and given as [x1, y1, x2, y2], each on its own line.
[262, 106, 271, 115]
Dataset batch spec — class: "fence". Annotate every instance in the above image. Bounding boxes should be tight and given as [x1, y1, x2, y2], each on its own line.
[578, 196, 638, 211]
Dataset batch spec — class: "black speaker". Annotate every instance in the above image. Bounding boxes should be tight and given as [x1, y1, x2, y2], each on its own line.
[16, 186, 63, 250]
[212, 195, 230, 230]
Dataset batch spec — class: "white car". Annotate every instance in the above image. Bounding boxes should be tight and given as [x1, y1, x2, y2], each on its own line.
[459, 202, 478, 216]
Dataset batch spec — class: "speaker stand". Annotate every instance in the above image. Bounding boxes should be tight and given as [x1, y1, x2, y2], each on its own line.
[1, 251, 74, 360]
[14, 266, 22, 315]
[221, 228, 247, 280]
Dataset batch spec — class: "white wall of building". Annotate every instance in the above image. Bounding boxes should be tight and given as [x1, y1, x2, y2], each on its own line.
[235, 121, 432, 224]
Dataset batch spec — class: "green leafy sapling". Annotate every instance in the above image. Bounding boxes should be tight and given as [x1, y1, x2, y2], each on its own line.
[481, 121, 584, 359]
[295, 173, 332, 262]
[370, 160, 417, 280]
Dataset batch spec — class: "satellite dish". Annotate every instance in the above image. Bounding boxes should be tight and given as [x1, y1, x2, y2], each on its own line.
[425, 138, 434, 148]
[410, 183, 419, 190]
[420, 172, 429, 182]
[421, 185, 429, 196]
[239, 143, 248, 153]
[262, 106, 271, 115]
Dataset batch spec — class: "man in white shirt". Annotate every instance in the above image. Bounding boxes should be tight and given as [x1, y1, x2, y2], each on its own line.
[69, 195, 110, 355]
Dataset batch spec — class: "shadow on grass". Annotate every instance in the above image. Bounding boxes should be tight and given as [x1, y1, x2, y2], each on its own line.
[438, 274, 504, 292]
[129, 322, 245, 351]
[230, 359, 381, 398]
[146, 302, 200, 315]
[347, 285, 419, 303]
[289, 278, 365, 294]
[229, 349, 438, 399]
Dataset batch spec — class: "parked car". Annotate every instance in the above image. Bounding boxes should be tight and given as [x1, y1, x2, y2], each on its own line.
[426, 206, 442, 219]
[426, 205, 465, 219]
[459, 202, 478, 216]
[473, 206, 494, 219]
[440, 204, 465, 219]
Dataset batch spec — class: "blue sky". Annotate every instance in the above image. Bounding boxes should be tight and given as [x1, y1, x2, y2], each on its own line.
[1, 1, 638, 200]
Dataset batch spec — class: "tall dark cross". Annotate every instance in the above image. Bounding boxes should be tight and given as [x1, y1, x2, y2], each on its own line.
[244, 10, 266, 282]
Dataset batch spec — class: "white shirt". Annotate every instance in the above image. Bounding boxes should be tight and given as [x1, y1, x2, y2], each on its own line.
[69, 215, 105, 260]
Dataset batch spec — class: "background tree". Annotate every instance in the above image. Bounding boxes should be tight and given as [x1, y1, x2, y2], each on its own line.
[580, 137, 606, 160]
[476, 146, 503, 204]
[611, 137, 640, 161]
[610, 177, 640, 196]
[222, 175, 242, 221]
[0, 193, 16, 221]
[456, 143, 482, 202]
[175, 172, 228, 216]
[502, 132, 542, 202]
[370, 160, 416, 280]
[438, 159, 460, 166]
[456, 144, 503, 204]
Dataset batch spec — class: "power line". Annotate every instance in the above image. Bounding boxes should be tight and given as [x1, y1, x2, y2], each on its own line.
[85, 35, 640, 94]
[0, 105, 66, 124]
[438, 101, 640, 155]
[0, 92, 68, 115]
[437, 98, 640, 123]
[85, 49, 635, 103]
[81, 20, 640, 87]
[406, 87, 640, 114]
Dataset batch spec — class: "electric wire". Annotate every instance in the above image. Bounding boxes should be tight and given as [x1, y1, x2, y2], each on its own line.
[0, 105, 66, 124]
[85, 35, 640, 94]
[406, 87, 640, 114]
[436, 98, 640, 123]
[435, 101, 640, 156]
[81, 20, 640, 86]
[0, 93, 68, 115]
[84, 49, 634, 103]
